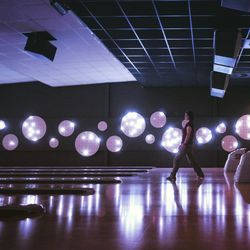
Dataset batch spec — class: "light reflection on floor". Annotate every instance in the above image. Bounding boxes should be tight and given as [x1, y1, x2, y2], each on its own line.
[0, 168, 250, 249]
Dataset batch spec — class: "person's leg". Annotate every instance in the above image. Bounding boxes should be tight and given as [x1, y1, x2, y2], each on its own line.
[186, 146, 204, 177]
[167, 145, 187, 180]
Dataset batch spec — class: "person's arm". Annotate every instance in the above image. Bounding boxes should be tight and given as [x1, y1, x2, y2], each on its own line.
[183, 126, 192, 145]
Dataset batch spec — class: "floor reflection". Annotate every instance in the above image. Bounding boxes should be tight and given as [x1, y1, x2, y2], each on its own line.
[0, 180, 250, 220]
[0, 169, 250, 249]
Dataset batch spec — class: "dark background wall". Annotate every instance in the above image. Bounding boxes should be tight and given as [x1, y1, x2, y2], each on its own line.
[0, 81, 250, 167]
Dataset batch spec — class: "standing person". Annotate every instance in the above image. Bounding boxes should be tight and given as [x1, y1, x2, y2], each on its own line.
[167, 111, 204, 181]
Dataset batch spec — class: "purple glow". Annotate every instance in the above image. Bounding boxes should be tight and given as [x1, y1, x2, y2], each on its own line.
[58, 120, 75, 137]
[215, 122, 227, 133]
[0, 120, 6, 130]
[97, 121, 108, 132]
[2, 134, 18, 151]
[75, 131, 100, 157]
[106, 136, 123, 152]
[49, 138, 59, 148]
[235, 115, 250, 140]
[221, 135, 238, 152]
[22, 116, 47, 142]
[150, 111, 167, 128]
[161, 127, 182, 153]
[121, 112, 146, 138]
[145, 134, 155, 144]
[196, 127, 212, 144]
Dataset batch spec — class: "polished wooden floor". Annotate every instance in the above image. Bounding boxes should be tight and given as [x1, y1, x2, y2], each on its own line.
[0, 168, 250, 250]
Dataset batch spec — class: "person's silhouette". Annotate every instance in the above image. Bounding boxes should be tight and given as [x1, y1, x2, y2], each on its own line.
[167, 111, 204, 181]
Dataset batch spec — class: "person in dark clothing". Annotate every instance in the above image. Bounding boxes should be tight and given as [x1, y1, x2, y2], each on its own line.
[167, 111, 204, 181]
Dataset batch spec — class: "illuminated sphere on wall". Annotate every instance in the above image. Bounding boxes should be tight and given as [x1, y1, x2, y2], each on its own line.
[58, 120, 75, 137]
[75, 131, 100, 157]
[2, 134, 19, 151]
[106, 136, 123, 152]
[49, 138, 59, 148]
[215, 122, 226, 133]
[150, 111, 167, 128]
[121, 112, 146, 138]
[145, 134, 155, 144]
[22, 116, 46, 142]
[196, 127, 212, 144]
[221, 135, 238, 152]
[235, 115, 250, 140]
[161, 127, 182, 153]
[0, 120, 6, 130]
[98, 121, 108, 131]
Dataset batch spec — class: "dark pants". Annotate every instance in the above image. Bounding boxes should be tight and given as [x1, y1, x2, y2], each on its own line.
[170, 145, 204, 177]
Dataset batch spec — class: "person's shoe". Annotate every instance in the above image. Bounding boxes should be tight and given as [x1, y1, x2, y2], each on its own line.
[167, 175, 176, 182]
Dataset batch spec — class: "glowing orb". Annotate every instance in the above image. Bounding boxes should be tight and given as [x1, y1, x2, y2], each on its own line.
[150, 111, 167, 128]
[49, 138, 59, 148]
[196, 127, 212, 144]
[235, 115, 250, 140]
[98, 121, 108, 131]
[58, 120, 75, 137]
[106, 136, 123, 152]
[22, 116, 46, 142]
[121, 112, 146, 138]
[0, 120, 6, 130]
[75, 131, 100, 157]
[161, 127, 182, 153]
[221, 135, 238, 152]
[145, 134, 155, 144]
[2, 134, 18, 151]
[215, 122, 226, 133]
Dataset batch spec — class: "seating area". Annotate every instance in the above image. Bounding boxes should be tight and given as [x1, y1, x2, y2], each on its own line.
[234, 151, 250, 183]
[223, 148, 250, 183]
[224, 148, 247, 172]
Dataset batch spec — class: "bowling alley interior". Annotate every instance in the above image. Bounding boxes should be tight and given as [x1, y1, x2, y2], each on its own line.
[0, 0, 250, 249]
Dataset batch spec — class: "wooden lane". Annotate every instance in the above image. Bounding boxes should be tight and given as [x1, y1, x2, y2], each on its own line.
[0, 169, 148, 173]
[0, 187, 96, 195]
[0, 166, 154, 170]
[0, 177, 122, 184]
[1, 168, 249, 250]
[0, 173, 137, 177]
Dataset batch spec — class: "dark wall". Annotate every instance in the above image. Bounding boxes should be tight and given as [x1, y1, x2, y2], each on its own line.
[0, 81, 250, 167]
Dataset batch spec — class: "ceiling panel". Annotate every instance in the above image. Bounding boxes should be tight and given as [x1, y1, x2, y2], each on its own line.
[1, 0, 250, 87]
[65, 0, 250, 86]
[0, 0, 135, 86]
